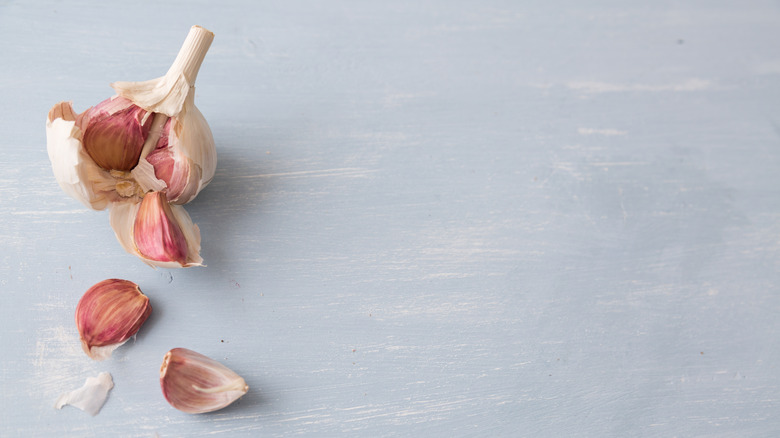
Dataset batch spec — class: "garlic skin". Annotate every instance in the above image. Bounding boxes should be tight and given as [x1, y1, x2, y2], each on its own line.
[160, 348, 249, 414]
[46, 102, 123, 210]
[109, 192, 203, 268]
[55, 372, 114, 416]
[75, 279, 152, 361]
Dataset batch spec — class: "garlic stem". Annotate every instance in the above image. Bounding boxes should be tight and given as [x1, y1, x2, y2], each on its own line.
[111, 25, 214, 117]
[166, 25, 214, 86]
[139, 113, 169, 161]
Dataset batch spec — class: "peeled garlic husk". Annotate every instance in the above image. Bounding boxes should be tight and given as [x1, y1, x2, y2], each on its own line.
[75, 279, 152, 360]
[46, 25, 216, 208]
[160, 348, 249, 414]
[55, 372, 114, 416]
[109, 191, 203, 268]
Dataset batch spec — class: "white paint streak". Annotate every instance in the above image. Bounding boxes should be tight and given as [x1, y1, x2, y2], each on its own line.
[753, 60, 780, 75]
[567, 78, 712, 93]
[10, 210, 88, 215]
[422, 273, 475, 279]
[31, 324, 98, 400]
[237, 168, 377, 179]
[578, 128, 627, 136]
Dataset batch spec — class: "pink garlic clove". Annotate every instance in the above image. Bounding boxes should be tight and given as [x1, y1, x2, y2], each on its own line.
[133, 191, 189, 265]
[75, 279, 152, 361]
[81, 96, 153, 171]
[160, 348, 249, 414]
[108, 194, 203, 268]
[145, 118, 200, 203]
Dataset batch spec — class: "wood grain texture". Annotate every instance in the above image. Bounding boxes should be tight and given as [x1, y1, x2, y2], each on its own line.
[2, 0, 780, 436]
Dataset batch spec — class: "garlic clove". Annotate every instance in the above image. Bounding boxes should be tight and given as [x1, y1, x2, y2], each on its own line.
[46, 102, 117, 210]
[81, 96, 153, 171]
[134, 191, 188, 264]
[160, 348, 249, 414]
[145, 116, 201, 204]
[75, 279, 152, 361]
[109, 192, 203, 268]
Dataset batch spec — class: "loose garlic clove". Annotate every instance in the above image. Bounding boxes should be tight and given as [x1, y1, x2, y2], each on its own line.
[160, 348, 249, 414]
[75, 279, 152, 361]
[109, 192, 203, 268]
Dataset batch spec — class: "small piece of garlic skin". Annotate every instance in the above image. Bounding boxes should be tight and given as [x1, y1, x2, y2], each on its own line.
[160, 348, 249, 414]
[55, 372, 114, 416]
[76, 279, 152, 360]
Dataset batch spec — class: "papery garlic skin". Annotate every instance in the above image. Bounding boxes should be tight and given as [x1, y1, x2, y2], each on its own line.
[109, 193, 203, 268]
[76, 279, 152, 361]
[46, 100, 159, 209]
[160, 348, 248, 414]
[55, 372, 114, 416]
[46, 102, 118, 210]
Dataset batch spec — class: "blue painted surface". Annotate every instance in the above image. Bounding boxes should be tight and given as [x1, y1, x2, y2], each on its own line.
[2, 1, 780, 436]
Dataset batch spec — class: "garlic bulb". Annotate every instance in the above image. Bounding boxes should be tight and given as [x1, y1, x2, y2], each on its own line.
[46, 26, 215, 267]
[75, 279, 152, 360]
[47, 25, 215, 207]
[160, 348, 249, 414]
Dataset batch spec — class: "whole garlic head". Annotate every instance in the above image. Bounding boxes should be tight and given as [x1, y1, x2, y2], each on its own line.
[47, 25, 216, 208]
[46, 26, 215, 267]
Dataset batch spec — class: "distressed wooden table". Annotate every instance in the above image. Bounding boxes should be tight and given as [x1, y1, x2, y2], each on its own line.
[2, 1, 780, 436]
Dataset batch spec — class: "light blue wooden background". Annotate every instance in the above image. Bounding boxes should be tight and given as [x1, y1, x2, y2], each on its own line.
[2, 0, 780, 436]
